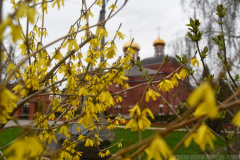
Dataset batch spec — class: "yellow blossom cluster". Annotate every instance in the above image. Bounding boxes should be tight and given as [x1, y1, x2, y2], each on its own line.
[145, 136, 173, 160]
[4, 136, 43, 160]
[0, 0, 213, 159]
[59, 141, 82, 160]
[145, 88, 160, 102]
[125, 104, 154, 131]
[191, 57, 200, 67]
[188, 82, 218, 119]
[184, 123, 216, 150]
[0, 0, 137, 159]
[231, 110, 240, 126]
[0, 87, 18, 124]
[158, 69, 188, 92]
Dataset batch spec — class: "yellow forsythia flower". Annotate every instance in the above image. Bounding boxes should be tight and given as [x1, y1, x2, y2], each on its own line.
[12, 84, 21, 92]
[232, 110, 240, 126]
[78, 87, 88, 96]
[142, 108, 154, 119]
[6, 62, 15, 74]
[90, 38, 100, 48]
[48, 134, 57, 144]
[88, 10, 94, 18]
[99, 152, 105, 158]
[126, 47, 135, 56]
[105, 42, 117, 59]
[78, 134, 85, 141]
[84, 138, 94, 147]
[59, 125, 69, 136]
[184, 132, 197, 148]
[123, 83, 130, 89]
[179, 68, 188, 78]
[49, 113, 56, 120]
[95, 0, 102, 7]
[96, 26, 108, 39]
[115, 31, 125, 40]
[145, 136, 172, 160]
[16, 3, 37, 24]
[108, 4, 117, 11]
[188, 82, 218, 119]
[0, 17, 11, 41]
[0, 87, 18, 124]
[62, 39, 80, 52]
[158, 79, 174, 92]
[125, 104, 153, 131]
[117, 142, 122, 148]
[1, 51, 6, 62]
[125, 118, 137, 131]
[116, 96, 122, 102]
[196, 123, 216, 150]
[171, 74, 179, 87]
[107, 124, 115, 130]
[5, 136, 43, 159]
[120, 118, 126, 123]
[19, 89, 27, 98]
[138, 116, 151, 130]
[53, 51, 62, 61]
[11, 24, 22, 42]
[105, 150, 110, 156]
[43, 30, 48, 38]
[145, 88, 160, 102]
[184, 123, 216, 151]
[52, 0, 64, 9]
[129, 103, 141, 117]
[191, 57, 199, 67]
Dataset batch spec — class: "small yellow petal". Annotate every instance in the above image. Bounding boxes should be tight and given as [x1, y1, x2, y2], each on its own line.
[232, 110, 240, 126]
[191, 57, 199, 67]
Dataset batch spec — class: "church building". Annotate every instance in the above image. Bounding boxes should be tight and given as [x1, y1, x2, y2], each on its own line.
[107, 36, 192, 116]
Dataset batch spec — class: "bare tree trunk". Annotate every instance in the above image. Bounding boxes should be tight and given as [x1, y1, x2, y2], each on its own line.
[98, 0, 105, 119]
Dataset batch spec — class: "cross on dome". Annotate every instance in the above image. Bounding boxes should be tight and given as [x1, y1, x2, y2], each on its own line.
[129, 29, 133, 38]
[157, 26, 161, 37]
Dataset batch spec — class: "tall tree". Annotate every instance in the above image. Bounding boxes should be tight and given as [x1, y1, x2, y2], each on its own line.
[170, 0, 240, 77]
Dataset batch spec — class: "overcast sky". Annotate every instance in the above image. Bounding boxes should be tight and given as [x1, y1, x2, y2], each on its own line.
[2, 0, 197, 87]
[106, 0, 189, 59]
[3, 0, 192, 61]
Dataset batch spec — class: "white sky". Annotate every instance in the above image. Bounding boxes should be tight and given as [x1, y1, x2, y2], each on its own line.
[107, 0, 189, 60]
[3, 0, 191, 61]
[2, 0, 200, 88]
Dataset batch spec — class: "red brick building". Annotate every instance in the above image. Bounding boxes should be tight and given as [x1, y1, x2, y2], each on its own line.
[108, 36, 192, 115]
[14, 95, 50, 120]
[7, 83, 50, 120]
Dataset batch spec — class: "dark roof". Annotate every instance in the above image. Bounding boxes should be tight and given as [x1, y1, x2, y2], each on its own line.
[125, 66, 163, 77]
[141, 55, 177, 66]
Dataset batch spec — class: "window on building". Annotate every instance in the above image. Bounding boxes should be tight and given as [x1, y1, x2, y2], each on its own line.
[129, 105, 134, 109]
[159, 104, 164, 115]
[21, 102, 30, 119]
[124, 91, 127, 97]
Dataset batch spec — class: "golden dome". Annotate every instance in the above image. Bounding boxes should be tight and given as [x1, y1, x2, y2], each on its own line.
[153, 36, 165, 46]
[123, 38, 140, 51]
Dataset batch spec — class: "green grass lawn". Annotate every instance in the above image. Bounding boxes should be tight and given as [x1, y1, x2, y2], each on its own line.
[0, 127, 233, 159]
[0, 127, 21, 152]
[110, 128, 232, 156]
